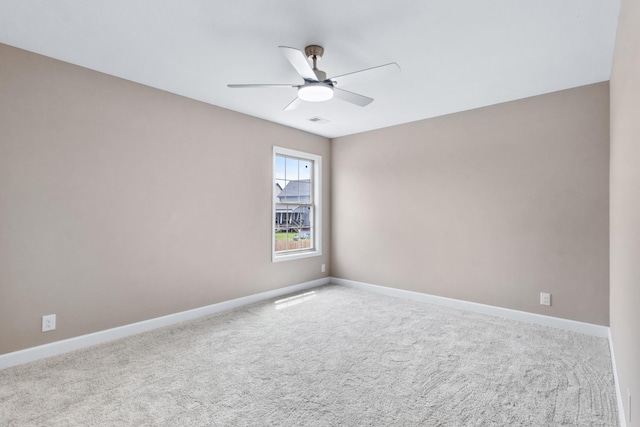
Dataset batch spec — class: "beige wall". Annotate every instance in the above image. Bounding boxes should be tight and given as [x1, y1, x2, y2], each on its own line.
[0, 43, 330, 355]
[332, 83, 610, 325]
[610, 0, 640, 423]
[0, 37, 619, 364]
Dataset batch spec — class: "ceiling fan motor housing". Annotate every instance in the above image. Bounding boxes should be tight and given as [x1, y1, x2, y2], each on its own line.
[304, 45, 324, 59]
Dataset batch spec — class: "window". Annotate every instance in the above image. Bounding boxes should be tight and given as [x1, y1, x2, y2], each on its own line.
[273, 147, 322, 261]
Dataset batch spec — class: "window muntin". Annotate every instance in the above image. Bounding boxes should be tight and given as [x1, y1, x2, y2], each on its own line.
[273, 147, 321, 261]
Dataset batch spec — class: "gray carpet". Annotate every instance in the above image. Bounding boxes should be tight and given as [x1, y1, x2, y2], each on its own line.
[0, 285, 618, 426]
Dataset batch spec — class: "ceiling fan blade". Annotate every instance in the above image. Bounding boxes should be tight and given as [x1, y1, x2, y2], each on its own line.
[333, 88, 374, 107]
[279, 46, 318, 82]
[227, 84, 298, 88]
[283, 97, 303, 111]
[329, 62, 400, 87]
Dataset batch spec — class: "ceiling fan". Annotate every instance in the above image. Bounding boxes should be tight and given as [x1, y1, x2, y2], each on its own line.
[227, 45, 400, 111]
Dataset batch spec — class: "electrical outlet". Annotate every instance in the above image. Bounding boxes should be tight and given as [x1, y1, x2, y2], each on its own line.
[42, 314, 56, 332]
[540, 292, 551, 306]
[321, 264, 326, 273]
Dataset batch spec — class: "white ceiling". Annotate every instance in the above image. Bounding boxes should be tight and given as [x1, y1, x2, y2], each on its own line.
[0, 0, 621, 138]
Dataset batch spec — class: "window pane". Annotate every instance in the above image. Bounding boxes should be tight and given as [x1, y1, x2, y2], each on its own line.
[275, 206, 290, 252]
[275, 179, 286, 192]
[300, 179, 311, 203]
[302, 205, 313, 250]
[275, 179, 287, 203]
[285, 157, 299, 181]
[280, 179, 306, 204]
[299, 160, 312, 181]
[275, 155, 286, 181]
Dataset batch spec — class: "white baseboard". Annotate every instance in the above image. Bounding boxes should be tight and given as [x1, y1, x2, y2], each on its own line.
[0, 277, 330, 370]
[609, 329, 628, 427]
[331, 277, 609, 338]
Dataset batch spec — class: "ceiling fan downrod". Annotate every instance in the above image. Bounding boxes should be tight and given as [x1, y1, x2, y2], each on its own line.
[305, 45, 326, 81]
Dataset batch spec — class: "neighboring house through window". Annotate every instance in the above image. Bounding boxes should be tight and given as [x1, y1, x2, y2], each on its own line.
[273, 147, 322, 261]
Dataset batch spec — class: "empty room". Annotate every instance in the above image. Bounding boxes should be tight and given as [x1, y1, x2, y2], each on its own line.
[1, 1, 638, 426]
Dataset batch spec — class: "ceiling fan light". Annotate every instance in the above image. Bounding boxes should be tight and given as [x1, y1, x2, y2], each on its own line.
[298, 84, 333, 102]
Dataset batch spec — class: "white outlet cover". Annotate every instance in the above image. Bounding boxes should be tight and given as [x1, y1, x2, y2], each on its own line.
[540, 293, 551, 306]
[42, 314, 56, 332]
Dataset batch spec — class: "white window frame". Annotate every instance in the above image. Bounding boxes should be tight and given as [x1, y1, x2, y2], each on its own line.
[272, 146, 322, 262]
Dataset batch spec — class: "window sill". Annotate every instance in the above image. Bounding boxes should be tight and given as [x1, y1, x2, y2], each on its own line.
[272, 249, 322, 263]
